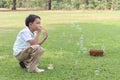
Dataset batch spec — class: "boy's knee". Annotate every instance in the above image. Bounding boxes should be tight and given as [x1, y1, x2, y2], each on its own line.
[31, 45, 40, 50]
[37, 47, 45, 55]
[40, 47, 45, 53]
[31, 45, 45, 54]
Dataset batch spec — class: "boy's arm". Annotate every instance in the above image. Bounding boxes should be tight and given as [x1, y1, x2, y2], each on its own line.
[28, 26, 42, 45]
[38, 31, 48, 45]
[28, 27, 48, 46]
[28, 31, 41, 45]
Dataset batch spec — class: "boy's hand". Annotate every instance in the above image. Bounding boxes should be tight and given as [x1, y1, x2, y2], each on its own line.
[41, 26, 48, 38]
[37, 27, 48, 45]
[42, 27, 47, 32]
[43, 31, 48, 39]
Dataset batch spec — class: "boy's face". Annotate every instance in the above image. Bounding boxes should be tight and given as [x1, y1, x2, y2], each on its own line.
[30, 18, 41, 31]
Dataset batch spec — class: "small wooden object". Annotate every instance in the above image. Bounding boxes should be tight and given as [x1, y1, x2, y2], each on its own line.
[89, 50, 104, 56]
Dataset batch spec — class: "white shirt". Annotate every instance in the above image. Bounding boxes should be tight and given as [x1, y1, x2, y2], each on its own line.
[13, 27, 36, 56]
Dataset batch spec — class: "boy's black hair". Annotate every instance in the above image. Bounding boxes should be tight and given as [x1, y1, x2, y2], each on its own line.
[25, 14, 40, 27]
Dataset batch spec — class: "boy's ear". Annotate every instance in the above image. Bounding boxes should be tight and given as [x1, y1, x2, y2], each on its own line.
[29, 22, 32, 26]
[30, 23, 32, 25]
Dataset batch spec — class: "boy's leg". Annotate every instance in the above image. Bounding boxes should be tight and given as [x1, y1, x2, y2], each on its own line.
[16, 45, 44, 72]
[27, 45, 44, 72]
[16, 47, 33, 62]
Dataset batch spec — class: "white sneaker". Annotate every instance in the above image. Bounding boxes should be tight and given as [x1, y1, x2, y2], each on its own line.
[35, 68, 45, 73]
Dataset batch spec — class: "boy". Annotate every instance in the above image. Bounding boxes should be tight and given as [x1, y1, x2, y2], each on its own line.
[13, 14, 48, 73]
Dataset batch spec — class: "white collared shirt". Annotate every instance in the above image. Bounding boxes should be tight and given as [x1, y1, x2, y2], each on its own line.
[13, 27, 36, 56]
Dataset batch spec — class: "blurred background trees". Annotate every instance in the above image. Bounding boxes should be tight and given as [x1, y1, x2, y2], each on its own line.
[0, 0, 120, 10]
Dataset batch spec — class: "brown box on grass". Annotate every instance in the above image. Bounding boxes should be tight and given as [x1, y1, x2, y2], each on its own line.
[89, 50, 104, 56]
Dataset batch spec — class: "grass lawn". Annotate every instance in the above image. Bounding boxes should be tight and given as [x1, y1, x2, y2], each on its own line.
[0, 11, 120, 80]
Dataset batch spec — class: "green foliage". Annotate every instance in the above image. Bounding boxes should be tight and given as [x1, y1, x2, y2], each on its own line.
[52, 0, 73, 10]
[79, 4, 86, 10]
[0, 0, 12, 8]
[1, 0, 120, 10]
[52, 1, 60, 9]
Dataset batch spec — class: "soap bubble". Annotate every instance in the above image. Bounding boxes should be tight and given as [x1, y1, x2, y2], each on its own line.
[56, 48, 63, 57]
[77, 42, 79, 46]
[70, 34, 73, 38]
[75, 60, 78, 65]
[95, 69, 100, 75]
[82, 47, 87, 54]
[79, 35, 84, 50]
[77, 27, 82, 32]
[62, 32, 65, 37]
[71, 22, 76, 27]
[79, 35, 84, 40]
[48, 64, 54, 70]
[101, 44, 105, 51]
[68, 39, 71, 43]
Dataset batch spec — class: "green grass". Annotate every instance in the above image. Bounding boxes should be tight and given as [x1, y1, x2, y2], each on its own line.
[0, 11, 120, 80]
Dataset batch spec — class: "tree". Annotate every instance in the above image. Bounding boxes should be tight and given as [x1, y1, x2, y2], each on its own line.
[85, 0, 89, 5]
[1, 0, 120, 10]
[47, 0, 51, 10]
[84, 0, 89, 9]
[104, 0, 107, 10]
[12, 0, 16, 10]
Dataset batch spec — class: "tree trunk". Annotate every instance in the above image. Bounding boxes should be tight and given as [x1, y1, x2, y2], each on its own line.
[85, 0, 89, 5]
[104, 0, 107, 10]
[111, 0, 114, 11]
[84, 0, 89, 9]
[12, 0, 16, 10]
[47, 0, 51, 10]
